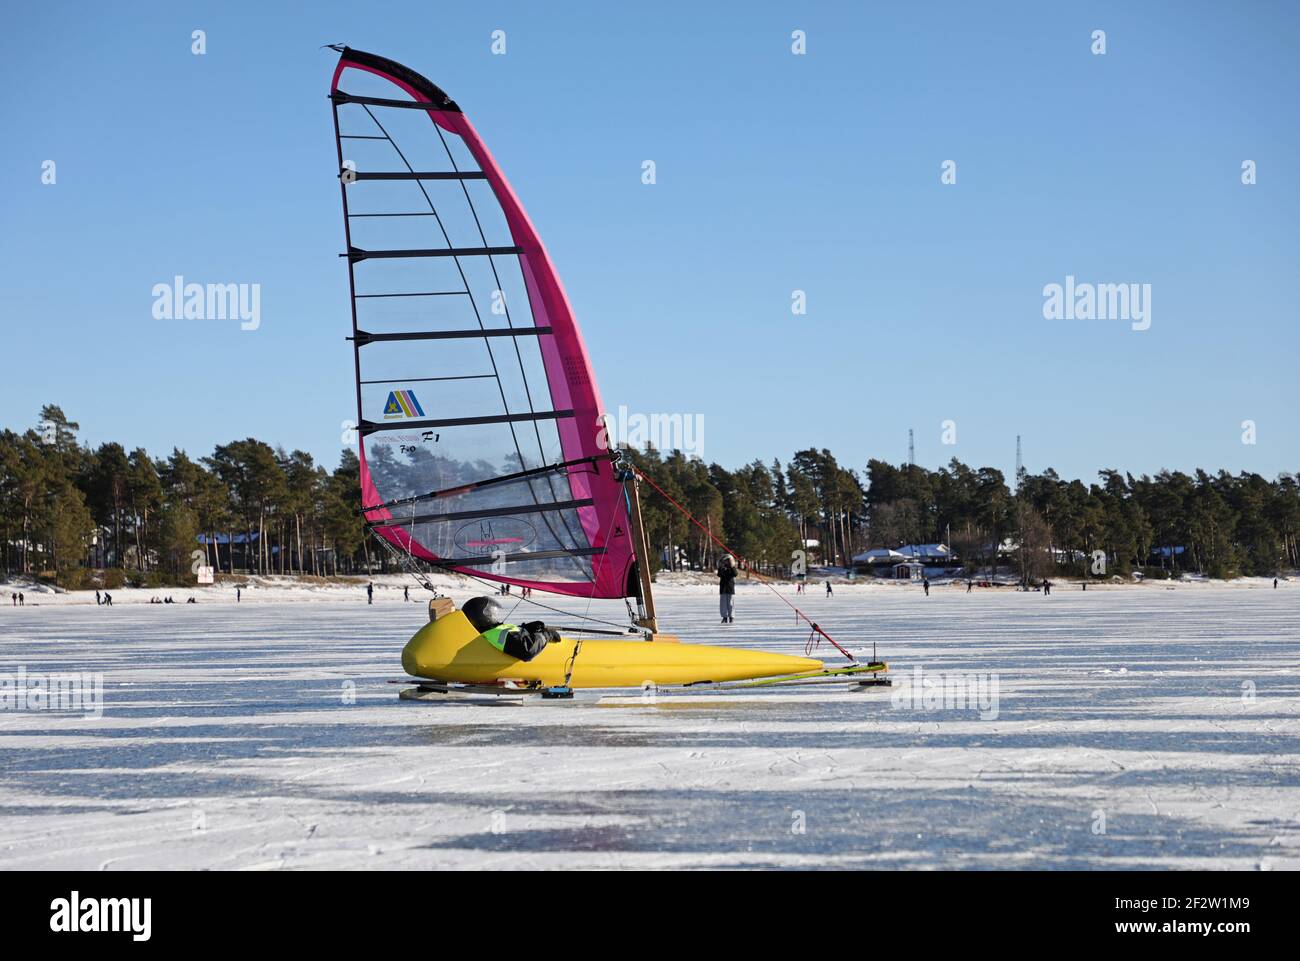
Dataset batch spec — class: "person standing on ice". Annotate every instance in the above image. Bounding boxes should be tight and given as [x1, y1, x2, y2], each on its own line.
[825, 581, 833, 597]
[404, 585, 409, 602]
[236, 587, 241, 603]
[717, 555, 738, 623]
[95, 589, 101, 606]
[923, 577, 930, 597]
[367, 582, 374, 605]
[463, 596, 556, 661]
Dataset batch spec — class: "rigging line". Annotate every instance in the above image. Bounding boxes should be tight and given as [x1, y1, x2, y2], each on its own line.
[581, 466, 638, 629]
[562, 636, 582, 687]
[633, 467, 857, 664]
[371, 527, 442, 597]
[545, 626, 627, 637]
[429, 120, 592, 574]
[432, 561, 632, 631]
[364, 104, 585, 572]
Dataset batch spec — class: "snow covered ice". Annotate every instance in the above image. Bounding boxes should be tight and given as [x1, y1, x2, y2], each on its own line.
[1, 579, 1297, 869]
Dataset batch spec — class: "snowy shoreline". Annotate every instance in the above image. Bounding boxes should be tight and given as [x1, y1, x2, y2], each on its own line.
[1, 570, 1290, 607]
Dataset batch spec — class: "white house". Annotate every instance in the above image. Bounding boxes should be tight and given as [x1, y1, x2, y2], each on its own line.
[896, 543, 955, 564]
[851, 548, 908, 566]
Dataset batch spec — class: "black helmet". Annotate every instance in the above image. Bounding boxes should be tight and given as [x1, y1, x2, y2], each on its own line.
[462, 595, 505, 632]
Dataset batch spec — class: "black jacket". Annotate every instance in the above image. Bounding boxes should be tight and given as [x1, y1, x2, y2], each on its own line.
[501, 621, 559, 661]
[718, 564, 738, 595]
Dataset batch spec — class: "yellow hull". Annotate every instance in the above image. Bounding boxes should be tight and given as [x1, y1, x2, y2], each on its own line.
[401, 611, 824, 688]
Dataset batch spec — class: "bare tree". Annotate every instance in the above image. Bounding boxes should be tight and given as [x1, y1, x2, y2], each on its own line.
[1014, 499, 1055, 583]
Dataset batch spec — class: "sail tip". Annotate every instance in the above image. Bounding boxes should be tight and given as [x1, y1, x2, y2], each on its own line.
[332, 46, 462, 113]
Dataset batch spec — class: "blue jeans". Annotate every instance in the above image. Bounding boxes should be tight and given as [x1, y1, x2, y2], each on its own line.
[720, 594, 734, 619]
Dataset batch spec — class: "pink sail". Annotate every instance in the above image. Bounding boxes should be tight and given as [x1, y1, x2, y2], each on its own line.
[329, 47, 635, 598]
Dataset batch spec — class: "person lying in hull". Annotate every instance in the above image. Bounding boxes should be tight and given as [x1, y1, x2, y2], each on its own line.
[462, 596, 558, 662]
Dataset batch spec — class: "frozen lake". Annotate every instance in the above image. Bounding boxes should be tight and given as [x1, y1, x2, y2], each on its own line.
[1, 581, 1297, 869]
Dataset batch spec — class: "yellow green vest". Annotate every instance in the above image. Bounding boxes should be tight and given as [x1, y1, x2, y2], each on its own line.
[480, 624, 518, 652]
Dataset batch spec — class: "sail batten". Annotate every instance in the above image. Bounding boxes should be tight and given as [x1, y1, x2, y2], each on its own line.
[330, 46, 635, 598]
[370, 454, 606, 511]
[346, 245, 522, 261]
[356, 326, 552, 343]
[350, 171, 489, 181]
[331, 91, 459, 111]
[371, 497, 596, 528]
[359, 409, 575, 434]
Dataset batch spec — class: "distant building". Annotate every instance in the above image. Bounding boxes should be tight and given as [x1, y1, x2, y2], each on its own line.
[852, 548, 908, 567]
[892, 562, 925, 580]
[853, 543, 957, 577]
[896, 543, 954, 565]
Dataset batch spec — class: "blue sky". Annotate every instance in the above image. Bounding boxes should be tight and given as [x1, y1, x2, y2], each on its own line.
[2, 1, 1296, 483]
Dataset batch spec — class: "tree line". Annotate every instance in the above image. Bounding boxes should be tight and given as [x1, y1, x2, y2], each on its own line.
[0, 406, 367, 588]
[1, 405, 1295, 587]
[624, 447, 1299, 581]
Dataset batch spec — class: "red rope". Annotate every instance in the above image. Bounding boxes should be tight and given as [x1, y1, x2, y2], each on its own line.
[633, 467, 857, 664]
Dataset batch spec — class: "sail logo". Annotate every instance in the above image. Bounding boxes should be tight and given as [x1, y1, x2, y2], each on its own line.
[456, 519, 535, 554]
[383, 390, 425, 419]
[151, 275, 261, 331]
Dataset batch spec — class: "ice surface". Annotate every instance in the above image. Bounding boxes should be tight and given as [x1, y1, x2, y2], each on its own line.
[1, 579, 1297, 869]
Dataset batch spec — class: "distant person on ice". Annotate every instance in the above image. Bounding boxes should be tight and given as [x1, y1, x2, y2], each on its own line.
[463, 596, 556, 662]
[95, 589, 101, 606]
[825, 581, 833, 597]
[717, 554, 737, 623]
[923, 577, 930, 597]
[367, 582, 374, 605]
[404, 585, 409, 602]
[1042, 578, 1051, 596]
